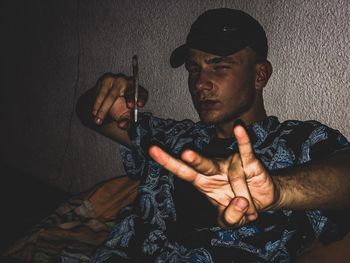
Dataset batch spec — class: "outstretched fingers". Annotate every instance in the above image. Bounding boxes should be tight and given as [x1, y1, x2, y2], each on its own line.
[181, 149, 220, 176]
[93, 76, 128, 125]
[93, 77, 115, 124]
[227, 154, 258, 224]
[223, 124, 259, 225]
[233, 125, 255, 168]
[149, 146, 198, 182]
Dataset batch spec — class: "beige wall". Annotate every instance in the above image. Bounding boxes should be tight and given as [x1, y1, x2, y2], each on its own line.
[2, 0, 349, 192]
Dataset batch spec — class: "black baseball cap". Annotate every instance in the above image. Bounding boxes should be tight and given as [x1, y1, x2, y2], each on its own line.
[170, 8, 268, 68]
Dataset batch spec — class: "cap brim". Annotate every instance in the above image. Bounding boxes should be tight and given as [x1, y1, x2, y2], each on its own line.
[170, 44, 189, 68]
[170, 40, 247, 68]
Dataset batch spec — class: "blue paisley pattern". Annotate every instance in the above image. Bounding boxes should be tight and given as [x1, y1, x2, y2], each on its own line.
[89, 113, 349, 263]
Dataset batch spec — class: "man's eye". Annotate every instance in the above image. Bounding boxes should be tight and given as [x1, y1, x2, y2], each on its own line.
[213, 66, 230, 72]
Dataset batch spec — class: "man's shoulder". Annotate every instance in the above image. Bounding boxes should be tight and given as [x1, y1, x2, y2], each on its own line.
[279, 118, 325, 129]
[276, 118, 348, 145]
[265, 117, 336, 136]
[131, 112, 210, 151]
[270, 117, 348, 153]
[253, 116, 328, 143]
[256, 116, 349, 148]
[255, 117, 349, 167]
[138, 112, 200, 132]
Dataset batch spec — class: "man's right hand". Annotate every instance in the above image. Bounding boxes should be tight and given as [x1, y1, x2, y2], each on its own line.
[92, 73, 148, 130]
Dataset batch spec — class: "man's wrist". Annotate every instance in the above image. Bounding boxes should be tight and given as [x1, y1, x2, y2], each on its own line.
[270, 173, 309, 211]
[265, 175, 284, 210]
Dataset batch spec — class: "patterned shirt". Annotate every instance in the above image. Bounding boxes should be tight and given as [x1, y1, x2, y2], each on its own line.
[91, 113, 350, 263]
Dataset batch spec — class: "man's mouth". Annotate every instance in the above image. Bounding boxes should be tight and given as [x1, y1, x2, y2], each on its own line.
[198, 100, 220, 110]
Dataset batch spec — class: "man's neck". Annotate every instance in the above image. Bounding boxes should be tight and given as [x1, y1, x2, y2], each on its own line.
[213, 91, 268, 139]
[215, 110, 267, 139]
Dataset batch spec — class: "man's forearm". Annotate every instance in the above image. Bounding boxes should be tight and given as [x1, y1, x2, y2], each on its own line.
[272, 150, 350, 210]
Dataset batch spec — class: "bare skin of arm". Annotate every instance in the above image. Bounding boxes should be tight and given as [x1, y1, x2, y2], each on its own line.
[76, 73, 148, 147]
[149, 125, 350, 228]
[273, 151, 350, 211]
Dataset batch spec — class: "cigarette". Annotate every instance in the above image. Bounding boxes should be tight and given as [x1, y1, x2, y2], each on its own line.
[132, 55, 139, 123]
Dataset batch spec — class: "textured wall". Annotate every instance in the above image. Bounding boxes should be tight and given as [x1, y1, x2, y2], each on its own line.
[1, 0, 349, 193]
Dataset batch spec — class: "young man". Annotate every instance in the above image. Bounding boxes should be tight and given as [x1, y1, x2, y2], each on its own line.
[78, 8, 350, 263]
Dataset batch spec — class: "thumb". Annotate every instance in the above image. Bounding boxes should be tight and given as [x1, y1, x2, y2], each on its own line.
[222, 197, 251, 227]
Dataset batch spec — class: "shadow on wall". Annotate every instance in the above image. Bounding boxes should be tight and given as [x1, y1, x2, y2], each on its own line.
[1, 0, 349, 194]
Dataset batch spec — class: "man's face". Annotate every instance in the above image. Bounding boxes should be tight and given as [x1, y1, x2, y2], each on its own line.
[186, 48, 257, 124]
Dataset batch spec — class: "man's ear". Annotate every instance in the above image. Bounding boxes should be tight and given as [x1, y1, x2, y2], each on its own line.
[255, 61, 273, 90]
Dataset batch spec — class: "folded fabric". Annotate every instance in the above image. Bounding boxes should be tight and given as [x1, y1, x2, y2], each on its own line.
[3, 176, 139, 263]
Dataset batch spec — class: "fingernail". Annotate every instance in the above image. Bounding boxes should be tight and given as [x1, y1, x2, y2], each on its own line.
[118, 121, 126, 129]
[95, 117, 102, 125]
[233, 119, 246, 128]
[92, 110, 97, 116]
[247, 214, 258, 221]
[118, 119, 130, 130]
[234, 198, 248, 212]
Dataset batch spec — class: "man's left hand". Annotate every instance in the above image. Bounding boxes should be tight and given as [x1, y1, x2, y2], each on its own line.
[149, 125, 277, 228]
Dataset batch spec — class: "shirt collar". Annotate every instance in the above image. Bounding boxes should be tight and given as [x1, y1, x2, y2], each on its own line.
[200, 116, 280, 158]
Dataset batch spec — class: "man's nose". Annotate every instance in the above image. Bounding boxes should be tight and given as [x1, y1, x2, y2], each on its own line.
[194, 71, 213, 91]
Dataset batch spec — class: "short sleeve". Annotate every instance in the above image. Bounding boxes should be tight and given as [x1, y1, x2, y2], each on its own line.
[298, 122, 350, 164]
[297, 122, 350, 242]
